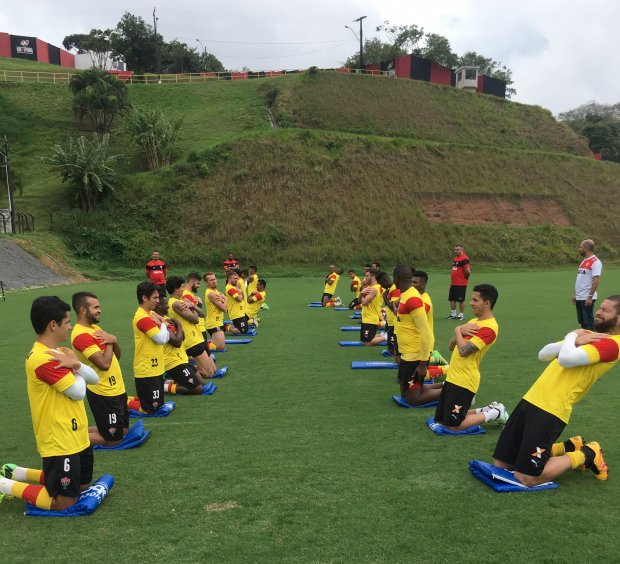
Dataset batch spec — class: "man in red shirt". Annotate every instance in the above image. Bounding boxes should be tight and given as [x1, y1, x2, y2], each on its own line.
[223, 253, 239, 273]
[145, 250, 167, 297]
[448, 244, 471, 320]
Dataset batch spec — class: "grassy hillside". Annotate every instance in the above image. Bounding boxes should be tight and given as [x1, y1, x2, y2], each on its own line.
[1, 71, 618, 269]
[272, 72, 591, 155]
[0, 56, 78, 74]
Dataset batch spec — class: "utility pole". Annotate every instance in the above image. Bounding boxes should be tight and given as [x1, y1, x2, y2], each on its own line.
[354, 16, 367, 70]
[153, 7, 161, 75]
[196, 39, 206, 71]
[1, 136, 15, 235]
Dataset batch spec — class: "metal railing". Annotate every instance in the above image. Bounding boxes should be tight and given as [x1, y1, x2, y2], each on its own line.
[0, 209, 35, 234]
[0, 67, 394, 86]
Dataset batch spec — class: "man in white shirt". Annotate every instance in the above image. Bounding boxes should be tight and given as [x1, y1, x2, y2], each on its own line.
[572, 239, 602, 330]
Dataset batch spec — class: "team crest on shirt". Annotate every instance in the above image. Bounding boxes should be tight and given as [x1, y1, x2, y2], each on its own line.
[61, 477, 71, 488]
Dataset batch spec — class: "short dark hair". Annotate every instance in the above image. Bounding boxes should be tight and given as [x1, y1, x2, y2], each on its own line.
[376, 271, 391, 289]
[348, 269, 356, 274]
[367, 268, 379, 279]
[240, 269, 248, 277]
[412, 270, 428, 283]
[393, 264, 413, 283]
[187, 272, 201, 282]
[166, 275, 185, 294]
[72, 291, 97, 313]
[605, 295, 620, 315]
[257, 279, 267, 287]
[473, 284, 498, 309]
[249, 265, 257, 272]
[31, 296, 70, 335]
[137, 281, 159, 304]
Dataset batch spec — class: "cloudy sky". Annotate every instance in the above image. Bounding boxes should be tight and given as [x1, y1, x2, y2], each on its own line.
[1, 0, 618, 114]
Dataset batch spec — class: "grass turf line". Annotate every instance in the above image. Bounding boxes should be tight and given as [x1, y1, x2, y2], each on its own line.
[0, 270, 619, 561]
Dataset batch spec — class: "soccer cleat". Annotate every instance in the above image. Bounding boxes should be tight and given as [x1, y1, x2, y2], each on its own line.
[457, 314, 464, 320]
[430, 350, 448, 365]
[447, 314, 457, 319]
[0, 464, 16, 479]
[568, 436, 585, 452]
[584, 442, 608, 481]
[494, 403, 509, 425]
[260, 303, 270, 310]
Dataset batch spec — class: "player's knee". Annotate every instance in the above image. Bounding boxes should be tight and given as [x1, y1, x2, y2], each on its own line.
[514, 471, 540, 488]
[52, 495, 78, 511]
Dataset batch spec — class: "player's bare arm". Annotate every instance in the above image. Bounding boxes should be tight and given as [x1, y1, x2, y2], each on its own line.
[167, 318, 184, 347]
[454, 326, 480, 357]
[172, 300, 199, 323]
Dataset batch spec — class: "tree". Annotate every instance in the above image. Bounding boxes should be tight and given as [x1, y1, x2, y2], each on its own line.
[200, 52, 226, 73]
[69, 69, 129, 133]
[376, 22, 425, 54]
[63, 29, 115, 70]
[160, 41, 202, 74]
[110, 12, 163, 74]
[558, 102, 620, 162]
[122, 106, 182, 169]
[345, 37, 402, 68]
[43, 134, 122, 213]
[418, 33, 458, 68]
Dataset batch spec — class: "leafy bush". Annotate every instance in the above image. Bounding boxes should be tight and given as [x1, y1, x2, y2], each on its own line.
[122, 105, 182, 169]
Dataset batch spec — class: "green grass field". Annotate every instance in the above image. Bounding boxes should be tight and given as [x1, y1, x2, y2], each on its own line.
[1, 268, 620, 562]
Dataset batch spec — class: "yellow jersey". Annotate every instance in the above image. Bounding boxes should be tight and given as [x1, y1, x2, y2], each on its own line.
[169, 296, 203, 349]
[132, 306, 165, 378]
[323, 273, 340, 295]
[71, 323, 125, 396]
[247, 273, 259, 295]
[350, 276, 361, 298]
[421, 292, 435, 355]
[246, 290, 266, 319]
[182, 290, 205, 334]
[205, 288, 225, 329]
[385, 284, 400, 327]
[446, 317, 499, 393]
[394, 286, 430, 362]
[524, 336, 620, 423]
[362, 284, 383, 324]
[25, 341, 90, 457]
[162, 320, 189, 371]
[226, 283, 246, 320]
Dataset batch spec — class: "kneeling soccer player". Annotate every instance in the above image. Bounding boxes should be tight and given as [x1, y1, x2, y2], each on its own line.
[434, 284, 508, 430]
[492, 296, 620, 486]
[226, 270, 249, 334]
[0, 297, 98, 511]
[246, 279, 267, 325]
[155, 296, 205, 395]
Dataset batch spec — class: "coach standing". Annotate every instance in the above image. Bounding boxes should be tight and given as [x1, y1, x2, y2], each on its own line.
[572, 239, 602, 330]
[448, 244, 471, 320]
[145, 250, 167, 297]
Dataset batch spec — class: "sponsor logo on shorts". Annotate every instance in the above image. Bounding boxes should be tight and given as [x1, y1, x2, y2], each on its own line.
[61, 476, 71, 489]
[451, 404, 463, 414]
[109, 427, 116, 435]
[530, 447, 546, 467]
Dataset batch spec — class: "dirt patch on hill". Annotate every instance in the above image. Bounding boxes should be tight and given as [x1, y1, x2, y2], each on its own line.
[0, 238, 84, 290]
[418, 195, 572, 226]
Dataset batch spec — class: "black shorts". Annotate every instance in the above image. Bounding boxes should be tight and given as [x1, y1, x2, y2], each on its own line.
[448, 285, 467, 303]
[207, 326, 223, 336]
[167, 363, 201, 389]
[86, 390, 129, 441]
[493, 399, 566, 476]
[232, 315, 249, 334]
[322, 292, 333, 301]
[186, 342, 206, 358]
[202, 331, 208, 341]
[360, 323, 378, 343]
[135, 375, 165, 414]
[386, 326, 399, 355]
[42, 446, 94, 498]
[434, 381, 475, 426]
[398, 360, 423, 393]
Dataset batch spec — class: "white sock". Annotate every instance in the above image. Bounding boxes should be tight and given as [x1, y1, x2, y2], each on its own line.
[451, 309, 456, 316]
[0, 476, 16, 494]
[475, 405, 492, 414]
[10, 466, 28, 482]
[484, 408, 500, 423]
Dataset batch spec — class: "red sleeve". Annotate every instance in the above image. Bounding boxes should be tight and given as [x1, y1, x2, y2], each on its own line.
[592, 339, 620, 362]
[35, 361, 72, 386]
[475, 327, 496, 345]
[137, 316, 158, 333]
[330, 274, 337, 280]
[166, 322, 177, 334]
[227, 288, 239, 297]
[72, 332, 100, 352]
[424, 303, 430, 313]
[254, 292, 263, 300]
[398, 296, 424, 314]
[184, 294, 198, 305]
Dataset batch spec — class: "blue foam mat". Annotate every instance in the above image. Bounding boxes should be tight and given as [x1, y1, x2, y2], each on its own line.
[211, 366, 228, 379]
[353, 361, 398, 369]
[308, 303, 323, 308]
[129, 401, 176, 418]
[392, 396, 438, 408]
[202, 382, 218, 395]
[225, 338, 253, 344]
[426, 416, 485, 435]
[334, 307, 349, 311]
[469, 460, 558, 492]
[339, 340, 387, 347]
[25, 474, 115, 517]
[381, 349, 394, 357]
[341, 326, 361, 331]
[93, 421, 151, 450]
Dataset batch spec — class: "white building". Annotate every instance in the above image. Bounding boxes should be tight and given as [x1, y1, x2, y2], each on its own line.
[75, 51, 125, 71]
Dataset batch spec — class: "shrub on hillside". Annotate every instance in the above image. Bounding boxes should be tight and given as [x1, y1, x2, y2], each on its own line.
[43, 134, 123, 213]
[69, 68, 129, 133]
[123, 105, 182, 169]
